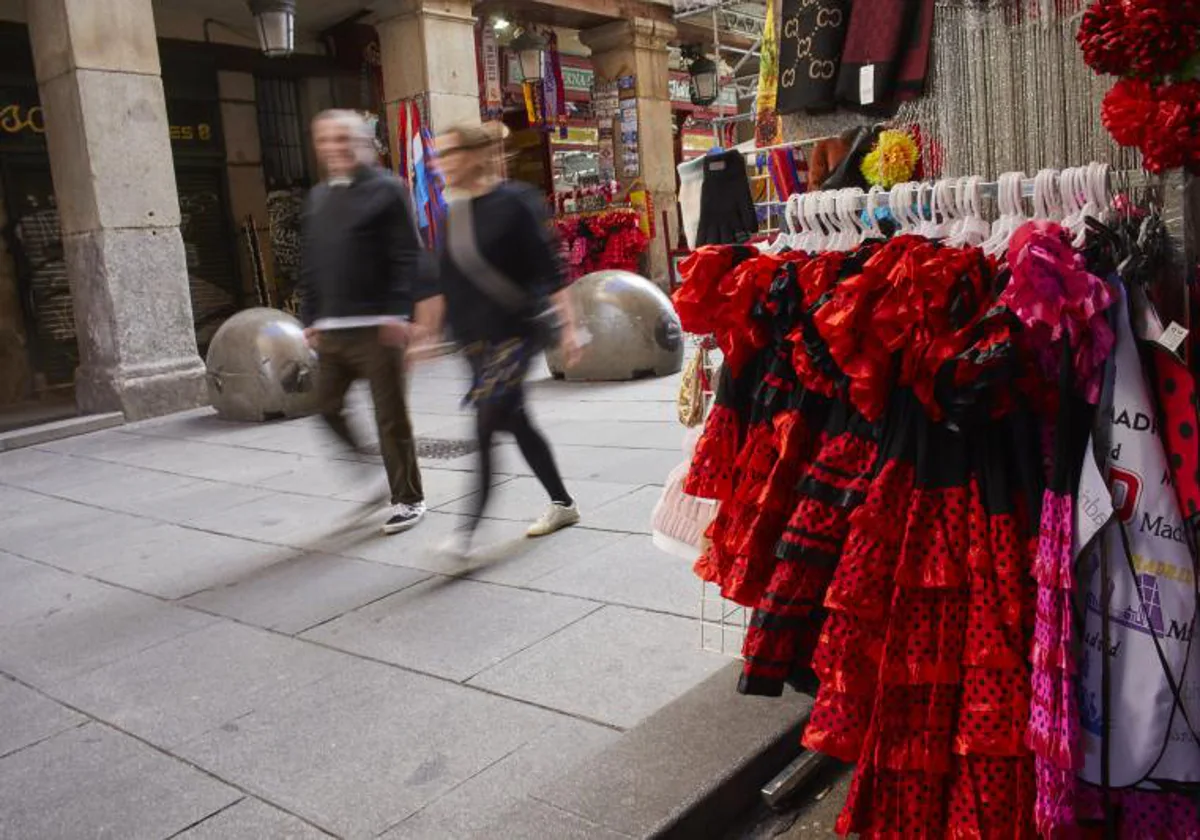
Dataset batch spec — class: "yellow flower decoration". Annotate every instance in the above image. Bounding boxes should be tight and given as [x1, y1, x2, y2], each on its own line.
[861, 129, 920, 188]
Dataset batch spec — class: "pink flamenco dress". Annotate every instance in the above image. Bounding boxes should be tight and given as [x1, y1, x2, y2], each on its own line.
[999, 222, 1116, 838]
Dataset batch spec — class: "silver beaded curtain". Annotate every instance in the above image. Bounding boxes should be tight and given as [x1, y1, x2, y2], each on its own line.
[896, 0, 1141, 178]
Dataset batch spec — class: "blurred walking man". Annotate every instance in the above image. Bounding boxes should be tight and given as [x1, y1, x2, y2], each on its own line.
[299, 109, 428, 535]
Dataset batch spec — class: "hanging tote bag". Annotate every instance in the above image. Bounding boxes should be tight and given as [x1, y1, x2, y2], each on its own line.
[445, 195, 562, 350]
[677, 346, 710, 427]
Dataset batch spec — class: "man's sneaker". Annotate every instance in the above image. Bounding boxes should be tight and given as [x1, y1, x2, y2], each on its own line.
[383, 501, 426, 535]
[527, 502, 580, 538]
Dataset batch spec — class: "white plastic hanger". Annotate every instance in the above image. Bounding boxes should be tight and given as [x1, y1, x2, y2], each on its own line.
[983, 171, 1027, 258]
[840, 188, 868, 248]
[761, 197, 794, 253]
[863, 186, 886, 241]
[1059, 166, 1086, 238]
[949, 176, 990, 247]
[800, 192, 825, 253]
[889, 182, 915, 235]
[1032, 169, 1063, 221]
[819, 191, 845, 251]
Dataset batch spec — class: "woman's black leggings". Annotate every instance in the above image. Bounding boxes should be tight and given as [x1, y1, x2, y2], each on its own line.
[467, 386, 571, 533]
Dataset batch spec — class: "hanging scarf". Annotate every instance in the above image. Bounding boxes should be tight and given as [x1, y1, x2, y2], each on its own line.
[397, 101, 410, 183]
[479, 24, 503, 119]
[543, 31, 568, 138]
[755, 0, 783, 147]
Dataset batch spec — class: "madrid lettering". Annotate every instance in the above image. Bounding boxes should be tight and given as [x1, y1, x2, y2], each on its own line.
[1113, 409, 1158, 434]
[1140, 512, 1188, 545]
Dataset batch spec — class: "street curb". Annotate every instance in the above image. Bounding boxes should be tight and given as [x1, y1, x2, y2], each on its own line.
[0, 412, 124, 453]
[533, 661, 811, 840]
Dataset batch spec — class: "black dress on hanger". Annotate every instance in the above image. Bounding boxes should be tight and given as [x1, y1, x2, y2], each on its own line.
[696, 151, 759, 246]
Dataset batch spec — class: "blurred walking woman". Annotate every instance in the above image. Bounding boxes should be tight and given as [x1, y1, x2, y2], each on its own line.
[418, 123, 582, 555]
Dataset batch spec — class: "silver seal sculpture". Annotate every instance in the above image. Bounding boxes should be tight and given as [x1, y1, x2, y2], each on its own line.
[205, 307, 319, 421]
[546, 270, 684, 382]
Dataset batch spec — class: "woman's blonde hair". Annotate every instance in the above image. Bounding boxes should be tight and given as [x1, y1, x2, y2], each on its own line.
[439, 121, 510, 181]
[441, 121, 509, 151]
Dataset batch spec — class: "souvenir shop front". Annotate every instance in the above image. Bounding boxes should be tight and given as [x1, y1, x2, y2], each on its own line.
[472, 19, 735, 281]
[653, 0, 1200, 836]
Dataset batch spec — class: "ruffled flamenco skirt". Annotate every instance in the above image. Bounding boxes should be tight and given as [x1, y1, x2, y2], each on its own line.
[739, 401, 881, 697]
[803, 391, 1041, 839]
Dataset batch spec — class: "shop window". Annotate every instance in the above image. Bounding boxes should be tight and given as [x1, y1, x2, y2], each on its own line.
[255, 76, 309, 190]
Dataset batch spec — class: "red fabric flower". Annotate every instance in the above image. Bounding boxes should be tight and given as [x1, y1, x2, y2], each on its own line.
[1101, 78, 1157, 147]
[1078, 0, 1131, 76]
[1079, 0, 1200, 78]
[1125, 3, 1200, 78]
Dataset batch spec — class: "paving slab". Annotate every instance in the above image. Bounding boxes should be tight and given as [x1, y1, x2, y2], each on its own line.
[435, 475, 641, 523]
[54, 621, 352, 749]
[175, 660, 567, 838]
[0, 484, 55, 523]
[106, 478, 276, 524]
[453, 441, 680, 487]
[0, 580, 216, 689]
[536, 662, 813, 840]
[318, 510, 471, 571]
[529, 534, 700, 618]
[380, 717, 620, 840]
[582, 485, 664, 535]
[256, 461, 486, 509]
[183, 553, 430, 634]
[0, 552, 112, 630]
[51, 461, 203, 511]
[303, 577, 599, 682]
[0, 675, 86, 759]
[463, 519, 627, 586]
[0, 498, 160, 571]
[176, 798, 333, 839]
[539, 399, 678, 424]
[469, 605, 728, 729]
[84, 526, 298, 599]
[186, 490, 370, 548]
[108, 438, 308, 485]
[0, 723, 239, 840]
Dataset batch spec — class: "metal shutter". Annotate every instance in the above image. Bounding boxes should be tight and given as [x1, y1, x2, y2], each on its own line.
[5, 162, 76, 387]
[174, 166, 241, 351]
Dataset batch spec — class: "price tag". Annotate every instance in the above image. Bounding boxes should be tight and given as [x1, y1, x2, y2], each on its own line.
[859, 65, 876, 106]
[1158, 321, 1190, 354]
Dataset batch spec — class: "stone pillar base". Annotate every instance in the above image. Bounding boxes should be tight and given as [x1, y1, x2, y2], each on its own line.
[76, 357, 208, 421]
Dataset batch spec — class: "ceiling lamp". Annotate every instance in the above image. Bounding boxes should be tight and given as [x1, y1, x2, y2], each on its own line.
[510, 28, 548, 83]
[248, 0, 296, 58]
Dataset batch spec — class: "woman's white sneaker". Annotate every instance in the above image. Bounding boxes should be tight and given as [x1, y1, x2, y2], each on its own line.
[527, 502, 580, 538]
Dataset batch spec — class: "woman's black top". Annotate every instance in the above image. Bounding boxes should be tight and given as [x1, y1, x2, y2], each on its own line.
[436, 181, 567, 344]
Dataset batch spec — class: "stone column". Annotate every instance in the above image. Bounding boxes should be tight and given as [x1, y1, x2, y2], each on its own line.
[375, 0, 480, 167]
[582, 18, 678, 286]
[27, 0, 207, 420]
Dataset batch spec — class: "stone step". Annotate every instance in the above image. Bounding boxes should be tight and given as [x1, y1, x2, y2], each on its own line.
[528, 660, 812, 839]
[0, 412, 125, 453]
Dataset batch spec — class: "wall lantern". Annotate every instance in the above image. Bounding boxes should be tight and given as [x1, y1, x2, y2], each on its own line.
[248, 0, 296, 57]
[687, 53, 719, 107]
[510, 29, 548, 83]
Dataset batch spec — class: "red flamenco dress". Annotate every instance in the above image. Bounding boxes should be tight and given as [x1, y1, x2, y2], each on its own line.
[692, 253, 830, 606]
[739, 246, 887, 696]
[805, 243, 1044, 839]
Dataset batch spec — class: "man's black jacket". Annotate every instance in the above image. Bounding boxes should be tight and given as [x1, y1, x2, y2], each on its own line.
[298, 165, 432, 325]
